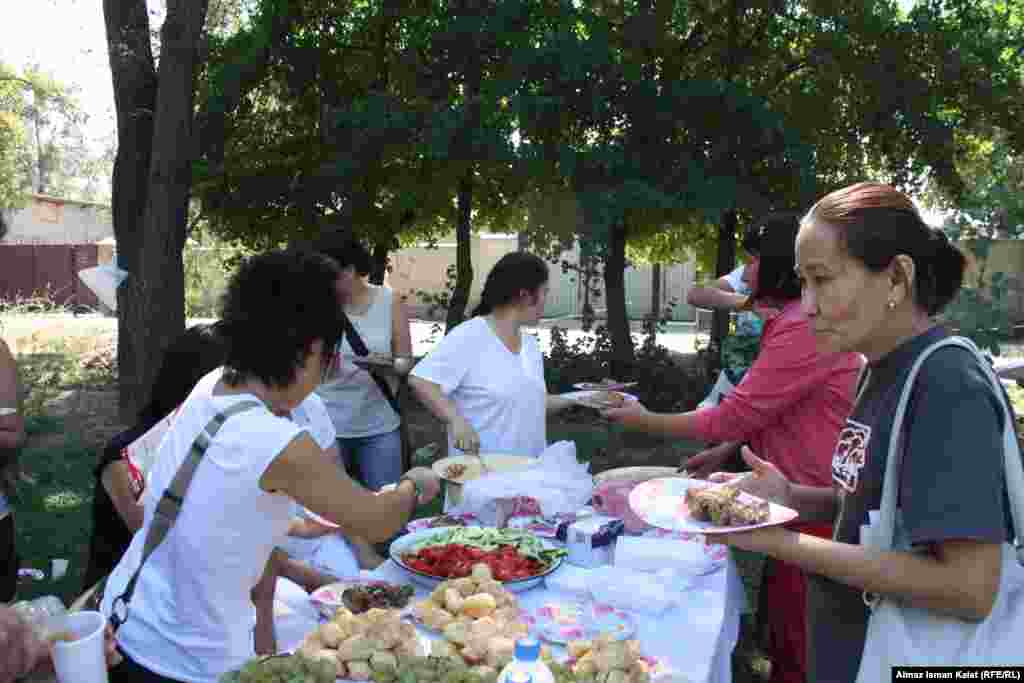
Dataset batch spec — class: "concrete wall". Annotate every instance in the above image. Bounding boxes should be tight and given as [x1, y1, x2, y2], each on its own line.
[2, 194, 114, 245]
[388, 234, 518, 316]
[390, 233, 699, 321]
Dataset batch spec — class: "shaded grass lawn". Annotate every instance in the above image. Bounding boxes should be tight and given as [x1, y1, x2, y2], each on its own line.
[12, 416, 99, 604]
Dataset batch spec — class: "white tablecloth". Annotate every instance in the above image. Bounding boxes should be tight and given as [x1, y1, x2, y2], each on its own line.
[273, 555, 745, 683]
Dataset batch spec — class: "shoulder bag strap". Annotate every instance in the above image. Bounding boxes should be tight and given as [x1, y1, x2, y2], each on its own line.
[875, 337, 1024, 560]
[109, 399, 262, 631]
[341, 315, 401, 416]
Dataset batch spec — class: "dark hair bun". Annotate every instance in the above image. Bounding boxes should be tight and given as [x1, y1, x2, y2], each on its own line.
[928, 229, 966, 314]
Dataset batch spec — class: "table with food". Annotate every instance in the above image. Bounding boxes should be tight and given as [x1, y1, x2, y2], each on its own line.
[250, 446, 782, 683]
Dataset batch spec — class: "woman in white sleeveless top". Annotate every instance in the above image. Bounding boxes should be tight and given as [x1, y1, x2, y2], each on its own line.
[315, 237, 412, 490]
[100, 250, 440, 683]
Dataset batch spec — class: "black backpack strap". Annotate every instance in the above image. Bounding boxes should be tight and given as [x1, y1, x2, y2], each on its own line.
[109, 399, 262, 632]
[340, 316, 401, 416]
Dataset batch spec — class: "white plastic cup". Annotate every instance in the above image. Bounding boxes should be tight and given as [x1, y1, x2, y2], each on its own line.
[48, 611, 110, 683]
[51, 558, 69, 581]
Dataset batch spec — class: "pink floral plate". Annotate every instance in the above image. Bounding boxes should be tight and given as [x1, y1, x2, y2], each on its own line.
[506, 514, 575, 538]
[629, 477, 798, 535]
[531, 599, 636, 644]
[309, 578, 408, 620]
[406, 513, 479, 533]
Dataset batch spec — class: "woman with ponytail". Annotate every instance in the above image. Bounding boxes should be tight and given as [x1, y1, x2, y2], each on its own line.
[606, 211, 863, 683]
[694, 183, 1015, 681]
[409, 252, 573, 461]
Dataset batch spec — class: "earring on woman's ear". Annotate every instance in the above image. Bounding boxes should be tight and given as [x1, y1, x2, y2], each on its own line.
[888, 300, 896, 309]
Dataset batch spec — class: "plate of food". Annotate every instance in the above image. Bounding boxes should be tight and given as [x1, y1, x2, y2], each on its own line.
[573, 379, 638, 391]
[297, 602, 427, 679]
[531, 599, 636, 645]
[391, 527, 567, 592]
[308, 578, 416, 619]
[407, 512, 480, 533]
[560, 390, 640, 411]
[556, 634, 676, 682]
[348, 352, 416, 375]
[431, 454, 536, 484]
[628, 477, 798, 535]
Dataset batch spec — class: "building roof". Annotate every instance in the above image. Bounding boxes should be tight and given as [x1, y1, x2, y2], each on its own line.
[30, 193, 111, 210]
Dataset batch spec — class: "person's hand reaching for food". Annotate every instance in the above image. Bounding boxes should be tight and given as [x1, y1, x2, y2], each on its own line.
[601, 400, 651, 429]
[682, 441, 740, 479]
[401, 466, 442, 505]
[449, 415, 481, 454]
[709, 446, 793, 507]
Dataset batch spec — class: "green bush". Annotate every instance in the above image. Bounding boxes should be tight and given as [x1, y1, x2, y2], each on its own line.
[543, 323, 710, 413]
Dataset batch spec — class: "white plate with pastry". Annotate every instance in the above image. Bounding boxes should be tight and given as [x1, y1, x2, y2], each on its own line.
[628, 477, 798, 535]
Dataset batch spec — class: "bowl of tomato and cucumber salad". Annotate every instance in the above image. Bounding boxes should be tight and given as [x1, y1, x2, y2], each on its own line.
[390, 527, 567, 592]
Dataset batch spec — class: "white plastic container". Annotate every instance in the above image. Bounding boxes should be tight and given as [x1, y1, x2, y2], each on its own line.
[497, 638, 555, 683]
[566, 515, 624, 568]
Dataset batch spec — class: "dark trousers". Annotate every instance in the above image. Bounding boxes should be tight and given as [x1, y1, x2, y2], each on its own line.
[1, 513, 16, 602]
[109, 651, 185, 683]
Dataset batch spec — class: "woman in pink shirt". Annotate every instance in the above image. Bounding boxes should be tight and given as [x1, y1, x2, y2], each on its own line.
[606, 211, 863, 683]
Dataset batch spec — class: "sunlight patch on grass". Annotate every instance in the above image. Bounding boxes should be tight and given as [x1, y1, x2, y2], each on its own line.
[43, 490, 86, 510]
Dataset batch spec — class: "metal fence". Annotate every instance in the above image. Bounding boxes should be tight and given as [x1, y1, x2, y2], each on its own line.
[0, 243, 101, 309]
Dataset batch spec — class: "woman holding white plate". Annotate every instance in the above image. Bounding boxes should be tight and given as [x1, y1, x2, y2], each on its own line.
[704, 183, 1020, 680]
[409, 252, 574, 462]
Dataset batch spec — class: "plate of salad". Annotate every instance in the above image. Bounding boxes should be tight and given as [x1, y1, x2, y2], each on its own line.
[390, 527, 567, 592]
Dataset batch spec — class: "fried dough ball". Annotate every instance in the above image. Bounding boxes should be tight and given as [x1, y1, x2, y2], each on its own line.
[568, 640, 593, 659]
[450, 577, 479, 597]
[336, 635, 376, 662]
[443, 621, 471, 646]
[347, 660, 372, 681]
[461, 593, 497, 619]
[427, 640, 452, 657]
[369, 651, 398, 673]
[444, 588, 465, 613]
[485, 637, 516, 669]
[318, 621, 346, 648]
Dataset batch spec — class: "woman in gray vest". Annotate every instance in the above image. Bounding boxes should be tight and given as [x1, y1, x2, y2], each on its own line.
[314, 236, 412, 490]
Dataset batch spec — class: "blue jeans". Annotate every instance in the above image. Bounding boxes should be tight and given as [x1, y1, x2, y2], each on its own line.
[337, 428, 403, 490]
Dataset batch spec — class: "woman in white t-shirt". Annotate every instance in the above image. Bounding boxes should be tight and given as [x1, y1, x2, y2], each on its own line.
[409, 252, 573, 460]
[100, 250, 440, 683]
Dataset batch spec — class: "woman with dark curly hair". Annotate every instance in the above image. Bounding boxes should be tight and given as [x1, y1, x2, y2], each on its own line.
[100, 249, 440, 683]
[84, 324, 225, 591]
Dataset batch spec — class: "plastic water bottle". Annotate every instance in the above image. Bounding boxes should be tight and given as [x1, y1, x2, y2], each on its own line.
[497, 638, 555, 683]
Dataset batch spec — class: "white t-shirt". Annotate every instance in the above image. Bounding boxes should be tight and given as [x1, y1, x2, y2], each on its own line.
[101, 369, 304, 683]
[279, 393, 360, 578]
[289, 393, 338, 520]
[723, 265, 749, 295]
[411, 316, 547, 458]
[723, 265, 760, 336]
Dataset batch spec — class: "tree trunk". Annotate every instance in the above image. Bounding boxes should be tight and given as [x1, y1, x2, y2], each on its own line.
[711, 209, 738, 354]
[604, 222, 635, 376]
[650, 262, 662, 318]
[369, 242, 389, 285]
[446, 171, 474, 333]
[110, 0, 208, 421]
[104, 0, 158, 422]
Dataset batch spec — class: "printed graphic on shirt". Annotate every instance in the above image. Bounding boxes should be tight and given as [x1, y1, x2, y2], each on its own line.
[832, 418, 872, 493]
